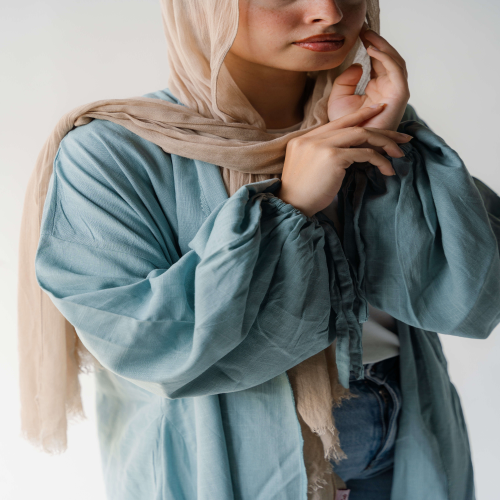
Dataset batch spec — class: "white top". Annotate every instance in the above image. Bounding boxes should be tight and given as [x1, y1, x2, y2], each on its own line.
[267, 120, 401, 365]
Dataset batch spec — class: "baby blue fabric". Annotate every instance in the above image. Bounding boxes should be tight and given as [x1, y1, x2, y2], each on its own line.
[34, 87, 500, 500]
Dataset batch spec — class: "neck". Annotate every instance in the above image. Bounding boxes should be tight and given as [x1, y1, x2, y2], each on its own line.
[224, 52, 310, 129]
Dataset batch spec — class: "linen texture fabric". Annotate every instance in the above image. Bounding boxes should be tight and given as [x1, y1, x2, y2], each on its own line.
[31, 88, 500, 500]
[17, 0, 500, 498]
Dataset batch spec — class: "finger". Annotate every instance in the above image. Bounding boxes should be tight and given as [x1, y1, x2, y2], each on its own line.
[315, 125, 413, 145]
[323, 127, 406, 158]
[355, 144, 386, 156]
[366, 45, 407, 83]
[362, 127, 413, 143]
[335, 148, 396, 177]
[361, 30, 408, 77]
[325, 103, 386, 131]
[305, 103, 386, 137]
[329, 63, 364, 100]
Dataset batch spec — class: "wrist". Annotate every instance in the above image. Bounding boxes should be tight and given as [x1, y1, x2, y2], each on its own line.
[275, 187, 315, 218]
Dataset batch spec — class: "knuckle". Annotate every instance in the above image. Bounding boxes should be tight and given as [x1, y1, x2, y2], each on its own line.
[325, 146, 340, 159]
[287, 136, 303, 149]
[350, 126, 366, 137]
[327, 149, 343, 164]
[354, 126, 366, 134]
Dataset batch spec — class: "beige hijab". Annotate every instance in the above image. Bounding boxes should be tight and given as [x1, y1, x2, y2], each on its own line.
[17, 0, 380, 497]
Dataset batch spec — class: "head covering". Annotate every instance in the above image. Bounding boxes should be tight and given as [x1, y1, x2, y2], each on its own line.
[17, 0, 380, 498]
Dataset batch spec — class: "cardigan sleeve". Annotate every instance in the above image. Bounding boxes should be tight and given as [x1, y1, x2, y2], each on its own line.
[348, 105, 500, 339]
[34, 124, 363, 397]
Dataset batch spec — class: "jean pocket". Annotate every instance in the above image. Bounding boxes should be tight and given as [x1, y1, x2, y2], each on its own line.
[363, 381, 400, 472]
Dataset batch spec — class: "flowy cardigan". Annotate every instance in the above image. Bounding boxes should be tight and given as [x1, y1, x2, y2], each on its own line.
[34, 87, 500, 500]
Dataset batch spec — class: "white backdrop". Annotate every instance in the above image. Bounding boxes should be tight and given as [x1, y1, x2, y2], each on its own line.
[1, 0, 499, 498]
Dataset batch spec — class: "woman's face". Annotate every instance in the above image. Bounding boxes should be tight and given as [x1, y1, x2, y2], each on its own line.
[228, 0, 367, 73]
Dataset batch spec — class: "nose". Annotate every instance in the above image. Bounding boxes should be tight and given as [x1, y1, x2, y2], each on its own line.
[304, 0, 343, 25]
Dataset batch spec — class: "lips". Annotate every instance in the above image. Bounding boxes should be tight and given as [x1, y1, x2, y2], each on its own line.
[293, 39, 345, 53]
[293, 34, 345, 52]
[294, 34, 345, 43]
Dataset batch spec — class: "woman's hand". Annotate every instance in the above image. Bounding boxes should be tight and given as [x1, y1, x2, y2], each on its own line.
[327, 22, 410, 133]
[276, 105, 413, 218]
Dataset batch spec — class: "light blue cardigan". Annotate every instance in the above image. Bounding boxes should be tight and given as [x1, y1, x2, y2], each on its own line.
[34, 87, 500, 500]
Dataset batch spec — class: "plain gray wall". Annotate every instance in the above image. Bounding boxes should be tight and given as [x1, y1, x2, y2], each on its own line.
[1, 0, 499, 498]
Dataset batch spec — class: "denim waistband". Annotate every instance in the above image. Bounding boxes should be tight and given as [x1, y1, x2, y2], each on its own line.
[349, 354, 400, 383]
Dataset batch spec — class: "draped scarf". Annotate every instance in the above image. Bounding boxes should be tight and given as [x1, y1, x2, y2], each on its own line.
[17, 1, 381, 498]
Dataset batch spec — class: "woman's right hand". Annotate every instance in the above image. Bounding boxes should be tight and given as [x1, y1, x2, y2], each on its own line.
[276, 103, 413, 218]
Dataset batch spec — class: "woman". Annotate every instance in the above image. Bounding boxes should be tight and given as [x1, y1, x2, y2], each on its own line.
[18, 1, 500, 499]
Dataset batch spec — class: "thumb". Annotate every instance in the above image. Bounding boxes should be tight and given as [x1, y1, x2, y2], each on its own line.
[329, 63, 364, 103]
[327, 63, 364, 121]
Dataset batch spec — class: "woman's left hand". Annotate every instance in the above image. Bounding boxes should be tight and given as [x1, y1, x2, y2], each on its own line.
[327, 22, 410, 133]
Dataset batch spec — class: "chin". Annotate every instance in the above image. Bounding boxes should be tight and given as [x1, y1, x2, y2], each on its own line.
[284, 46, 350, 73]
[288, 57, 346, 74]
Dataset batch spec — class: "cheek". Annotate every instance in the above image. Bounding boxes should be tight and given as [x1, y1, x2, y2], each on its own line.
[235, 2, 298, 56]
[339, 0, 367, 29]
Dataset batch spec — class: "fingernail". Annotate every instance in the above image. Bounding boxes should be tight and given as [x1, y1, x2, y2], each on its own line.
[399, 134, 413, 140]
[368, 44, 379, 51]
[391, 167, 396, 175]
[369, 103, 385, 109]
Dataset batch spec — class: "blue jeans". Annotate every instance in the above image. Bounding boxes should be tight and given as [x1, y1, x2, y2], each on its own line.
[330, 355, 402, 500]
